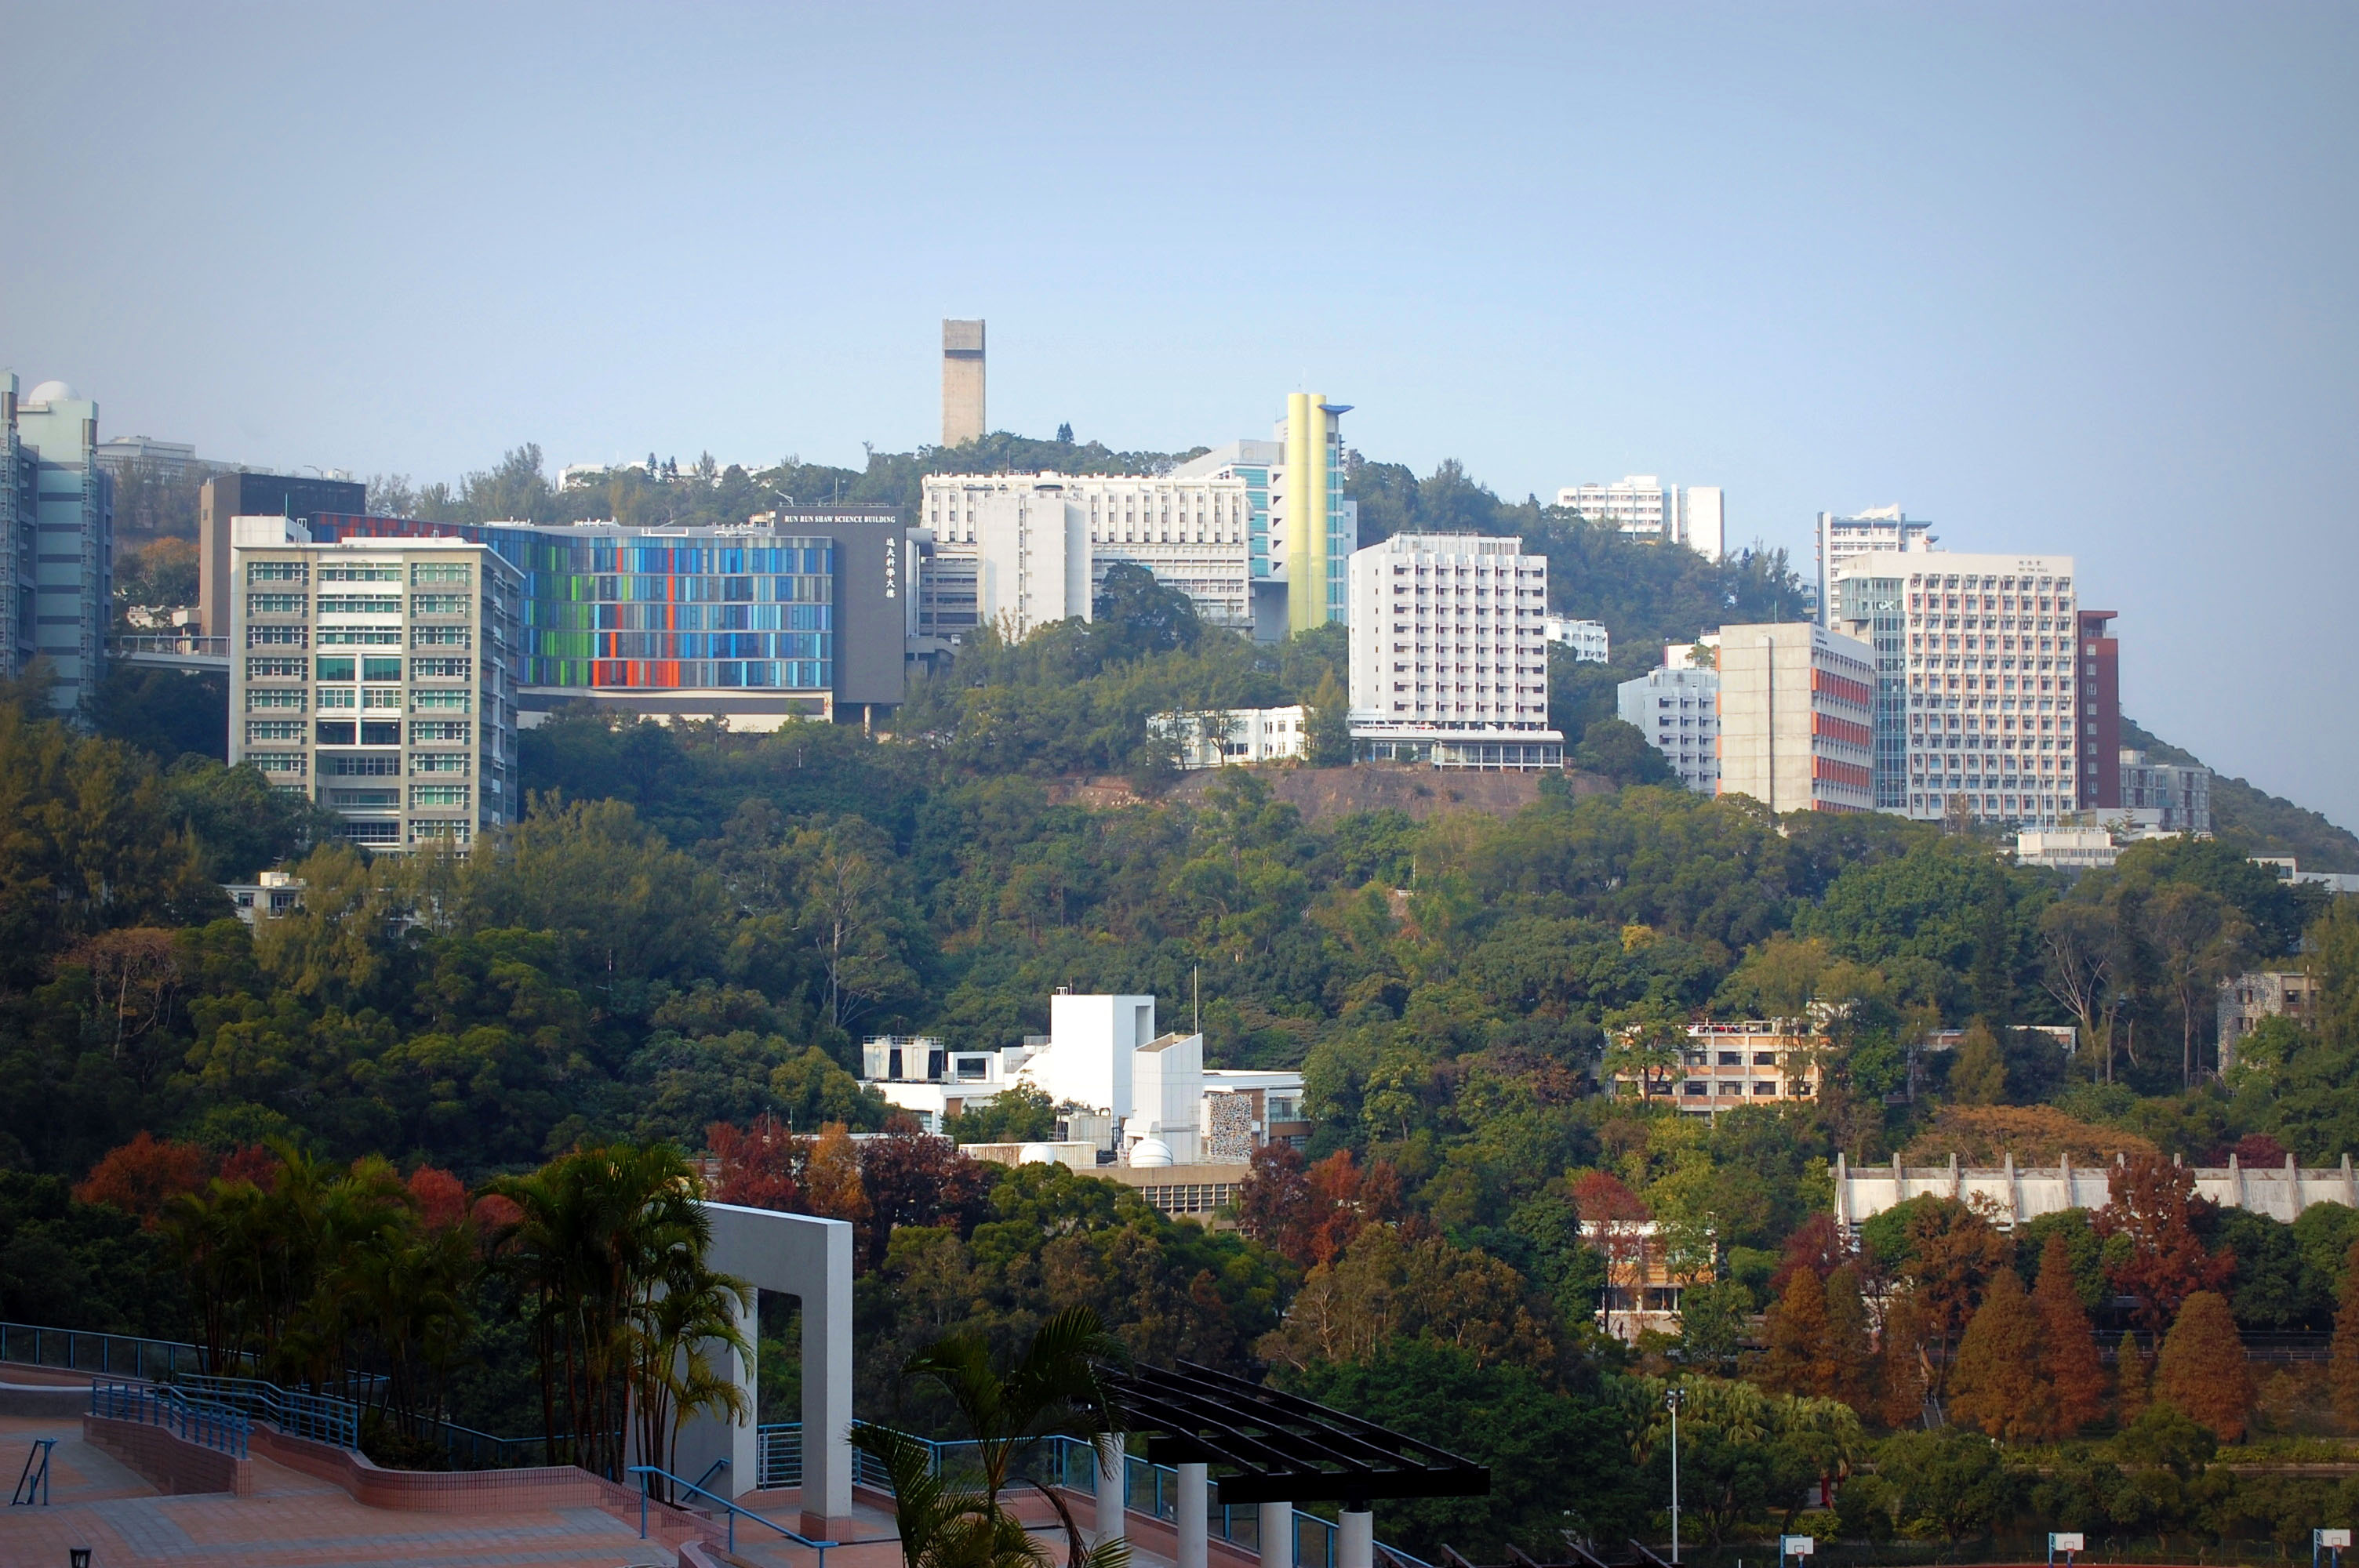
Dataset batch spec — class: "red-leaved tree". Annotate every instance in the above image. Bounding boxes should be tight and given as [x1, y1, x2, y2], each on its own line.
[858, 1119, 995, 1269]
[707, 1116, 806, 1211]
[2095, 1153, 2234, 1332]
[1237, 1145, 1401, 1269]
[74, 1131, 212, 1225]
[1572, 1168, 1652, 1341]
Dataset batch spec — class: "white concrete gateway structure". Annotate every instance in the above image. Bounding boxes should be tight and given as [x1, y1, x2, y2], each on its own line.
[670, 1203, 855, 1537]
[1833, 1151, 2359, 1230]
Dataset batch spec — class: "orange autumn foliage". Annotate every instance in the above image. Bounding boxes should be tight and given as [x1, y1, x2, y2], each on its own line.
[2157, 1290, 2255, 1442]
[73, 1131, 211, 1225]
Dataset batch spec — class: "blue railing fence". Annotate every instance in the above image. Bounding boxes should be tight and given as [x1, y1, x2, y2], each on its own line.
[0, 1321, 227, 1383]
[174, 1373, 361, 1449]
[89, 1380, 252, 1460]
[11, 1438, 56, 1507]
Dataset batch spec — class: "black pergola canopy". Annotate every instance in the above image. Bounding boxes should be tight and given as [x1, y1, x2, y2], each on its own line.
[1103, 1360, 1490, 1508]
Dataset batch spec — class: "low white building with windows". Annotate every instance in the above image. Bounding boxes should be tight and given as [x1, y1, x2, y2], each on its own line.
[1346, 532, 1563, 769]
[2014, 826, 2118, 871]
[1147, 704, 1309, 769]
[1543, 617, 1609, 663]
[919, 473, 1256, 637]
[1556, 478, 1725, 561]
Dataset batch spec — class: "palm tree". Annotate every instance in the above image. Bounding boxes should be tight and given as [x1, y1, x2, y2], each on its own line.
[893, 1307, 1132, 1568]
[851, 1421, 1052, 1568]
[484, 1140, 718, 1480]
[627, 1255, 752, 1499]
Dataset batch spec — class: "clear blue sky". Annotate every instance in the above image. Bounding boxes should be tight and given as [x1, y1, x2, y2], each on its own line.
[5, 3, 2354, 828]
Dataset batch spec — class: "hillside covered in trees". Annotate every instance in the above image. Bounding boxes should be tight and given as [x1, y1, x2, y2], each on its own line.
[24, 441, 2359, 1557]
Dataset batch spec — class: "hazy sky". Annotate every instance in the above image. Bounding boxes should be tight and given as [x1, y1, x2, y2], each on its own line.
[5, 3, 2354, 828]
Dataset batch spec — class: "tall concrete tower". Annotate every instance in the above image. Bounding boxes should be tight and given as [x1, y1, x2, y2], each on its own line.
[941, 320, 985, 447]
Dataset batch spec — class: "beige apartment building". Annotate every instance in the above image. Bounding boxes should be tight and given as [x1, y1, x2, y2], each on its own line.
[1714, 622, 1875, 813]
[1612, 1019, 1828, 1116]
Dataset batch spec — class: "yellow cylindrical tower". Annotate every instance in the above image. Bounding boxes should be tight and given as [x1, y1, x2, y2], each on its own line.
[1304, 392, 1329, 630]
[1285, 392, 1314, 634]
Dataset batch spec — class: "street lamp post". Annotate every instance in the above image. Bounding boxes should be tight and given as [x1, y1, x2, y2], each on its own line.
[1665, 1386, 1684, 1566]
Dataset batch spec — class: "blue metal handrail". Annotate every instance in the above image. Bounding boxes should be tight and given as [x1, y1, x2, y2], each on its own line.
[173, 1373, 359, 1449]
[1, 1321, 231, 1382]
[631, 1462, 892, 1564]
[89, 1380, 251, 1459]
[11, 1439, 55, 1506]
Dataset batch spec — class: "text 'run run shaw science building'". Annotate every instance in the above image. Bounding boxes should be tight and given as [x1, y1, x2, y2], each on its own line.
[308, 508, 919, 728]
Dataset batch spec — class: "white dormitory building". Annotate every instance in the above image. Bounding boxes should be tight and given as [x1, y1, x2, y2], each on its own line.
[918, 394, 1358, 645]
[1147, 705, 1309, 770]
[1816, 506, 1937, 627]
[918, 473, 1255, 639]
[1543, 616, 1609, 663]
[1832, 551, 2081, 827]
[1346, 533, 1564, 769]
[1554, 477, 1725, 561]
[859, 994, 1309, 1167]
[1616, 641, 1721, 794]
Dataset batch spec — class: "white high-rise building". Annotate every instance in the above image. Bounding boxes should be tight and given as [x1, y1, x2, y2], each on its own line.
[1554, 477, 1724, 561]
[230, 518, 522, 853]
[1816, 507, 1936, 627]
[1834, 550, 2081, 826]
[1347, 532, 1562, 769]
[920, 472, 1255, 637]
[1617, 644, 1721, 794]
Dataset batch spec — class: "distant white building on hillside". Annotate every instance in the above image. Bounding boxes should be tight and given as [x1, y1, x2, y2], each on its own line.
[1555, 477, 1725, 560]
[857, 993, 1309, 1162]
[1147, 704, 1308, 769]
[1617, 655, 1721, 795]
[1543, 617, 1609, 663]
[2015, 826, 2118, 871]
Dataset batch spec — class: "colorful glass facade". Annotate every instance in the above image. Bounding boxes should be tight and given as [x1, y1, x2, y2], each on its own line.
[314, 516, 831, 691]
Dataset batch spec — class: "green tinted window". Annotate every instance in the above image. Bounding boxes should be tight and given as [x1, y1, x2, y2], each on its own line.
[362, 657, 402, 681]
[316, 656, 356, 681]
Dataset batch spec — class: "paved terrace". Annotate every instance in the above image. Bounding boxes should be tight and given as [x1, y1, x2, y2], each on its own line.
[0, 1404, 1191, 1568]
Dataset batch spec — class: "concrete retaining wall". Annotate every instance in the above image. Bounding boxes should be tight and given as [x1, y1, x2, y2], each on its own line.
[82, 1413, 253, 1496]
[0, 1380, 95, 1417]
[250, 1425, 722, 1549]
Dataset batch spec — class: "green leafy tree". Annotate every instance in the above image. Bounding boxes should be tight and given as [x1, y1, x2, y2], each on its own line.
[1946, 1020, 2008, 1105]
[1304, 670, 1353, 768]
